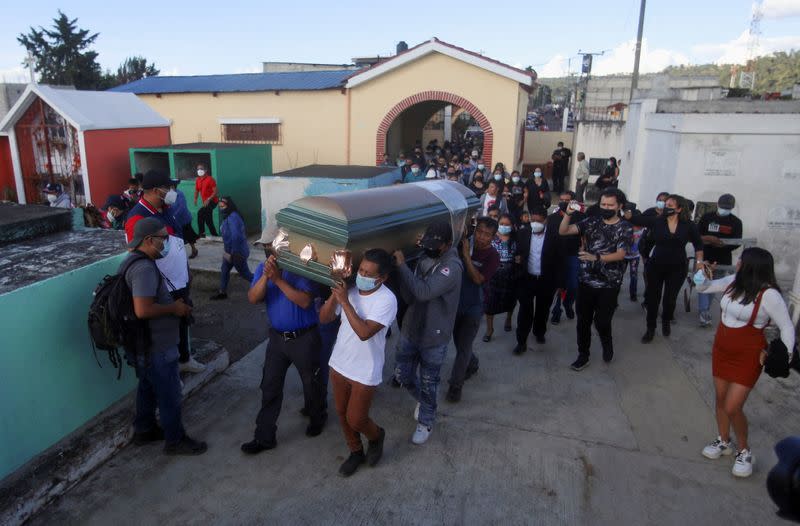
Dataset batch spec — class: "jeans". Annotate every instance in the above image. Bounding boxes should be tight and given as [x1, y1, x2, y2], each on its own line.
[132, 347, 185, 446]
[627, 257, 640, 298]
[552, 256, 579, 320]
[394, 336, 449, 427]
[576, 283, 619, 357]
[254, 327, 326, 443]
[220, 254, 254, 292]
[448, 314, 481, 389]
[330, 369, 380, 453]
[197, 201, 218, 236]
[644, 262, 685, 329]
[169, 287, 192, 363]
[698, 269, 725, 314]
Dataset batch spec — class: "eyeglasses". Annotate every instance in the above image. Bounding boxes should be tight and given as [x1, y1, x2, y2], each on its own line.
[148, 234, 168, 241]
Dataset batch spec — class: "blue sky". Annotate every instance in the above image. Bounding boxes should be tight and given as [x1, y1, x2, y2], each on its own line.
[1, 0, 798, 82]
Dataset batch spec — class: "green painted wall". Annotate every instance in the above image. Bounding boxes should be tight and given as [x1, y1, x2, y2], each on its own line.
[0, 254, 136, 480]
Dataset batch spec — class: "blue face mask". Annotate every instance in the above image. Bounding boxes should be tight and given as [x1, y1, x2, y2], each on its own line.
[355, 274, 379, 292]
[656, 201, 666, 209]
[498, 225, 513, 235]
[717, 208, 731, 217]
[158, 237, 171, 259]
[693, 269, 706, 286]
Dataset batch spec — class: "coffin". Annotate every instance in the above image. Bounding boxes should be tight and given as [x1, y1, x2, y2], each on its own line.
[274, 180, 480, 286]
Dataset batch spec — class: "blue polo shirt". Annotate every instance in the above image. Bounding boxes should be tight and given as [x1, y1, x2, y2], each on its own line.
[252, 264, 318, 332]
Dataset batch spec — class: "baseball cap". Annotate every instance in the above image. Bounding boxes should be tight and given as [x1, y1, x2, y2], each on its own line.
[44, 182, 62, 194]
[127, 217, 166, 249]
[718, 194, 735, 209]
[104, 195, 125, 210]
[420, 220, 453, 250]
[141, 170, 171, 190]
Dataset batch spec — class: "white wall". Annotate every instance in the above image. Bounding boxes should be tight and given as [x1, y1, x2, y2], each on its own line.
[622, 107, 800, 282]
[570, 121, 626, 189]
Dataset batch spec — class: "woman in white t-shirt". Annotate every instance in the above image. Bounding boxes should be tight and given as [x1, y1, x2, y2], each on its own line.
[696, 247, 795, 478]
[319, 249, 398, 478]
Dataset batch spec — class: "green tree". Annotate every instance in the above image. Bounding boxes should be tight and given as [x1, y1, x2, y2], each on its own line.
[115, 56, 160, 85]
[17, 10, 102, 89]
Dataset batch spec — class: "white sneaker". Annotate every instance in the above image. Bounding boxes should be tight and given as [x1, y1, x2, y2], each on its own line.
[702, 436, 734, 459]
[411, 423, 432, 445]
[413, 402, 420, 421]
[732, 449, 754, 478]
[179, 356, 206, 374]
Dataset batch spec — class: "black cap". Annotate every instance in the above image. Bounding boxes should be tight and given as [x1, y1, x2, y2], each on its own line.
[104, 195, 125, 210]
[420, 220, 452, 250]
[127, 217, 166, 249]
[718, 194, 735, 209]
[44, 182, 63, 194]
[141, 169, 171, 190]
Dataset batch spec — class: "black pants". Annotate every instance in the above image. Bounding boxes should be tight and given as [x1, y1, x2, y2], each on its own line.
[255, 327, 325, 443]
[449, 313, 481, 389]
[645, 262, 685, 329]
[576, 283, 619, 356]
[169, 287, 192, 363]
[553, 169, 566, 193]
[516, 274, 556, 345]
[197, 201, 218, 236]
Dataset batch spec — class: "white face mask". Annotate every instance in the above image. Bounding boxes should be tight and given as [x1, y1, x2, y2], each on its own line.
[512, 176, 520, 183]
[531, 221, 545, 234]
[477, 164, 485, 170]
[106, 210, 116, 223]
[47, 194, 57, 203]
[717, 208, 732, 217]
[534, 171, 542, 178]
[426, 169, 437, 179]
[656, 201, 666, 209]
[197, 169, 206, 177]
[164, 189, 178, 205]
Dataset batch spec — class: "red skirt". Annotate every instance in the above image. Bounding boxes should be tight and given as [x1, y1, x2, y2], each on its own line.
[711, 322, 766, 388]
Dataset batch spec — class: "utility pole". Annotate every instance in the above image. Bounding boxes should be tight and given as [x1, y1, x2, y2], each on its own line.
[630, 0, 647, 100]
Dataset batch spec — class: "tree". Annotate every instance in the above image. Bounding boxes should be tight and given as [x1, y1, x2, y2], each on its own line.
[115, 56, 160, 85]
[18, 11, 103, 89]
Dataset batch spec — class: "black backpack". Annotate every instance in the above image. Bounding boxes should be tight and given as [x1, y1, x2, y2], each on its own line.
[87, 253, 158, 378]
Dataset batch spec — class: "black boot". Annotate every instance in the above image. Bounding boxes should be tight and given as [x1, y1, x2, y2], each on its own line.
[641, 328, 655, 343]
[338, 450, 366, 477]
[366, 428, 385, 466]
[662, 320, 671, 337]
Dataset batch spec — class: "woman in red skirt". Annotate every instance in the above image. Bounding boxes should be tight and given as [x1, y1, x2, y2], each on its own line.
[696, 247, 795, 477]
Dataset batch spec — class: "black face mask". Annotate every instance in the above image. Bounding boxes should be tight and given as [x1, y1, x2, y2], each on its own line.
[664, 208, 677, 216]
[558, 202, 568, 212]
[423, 247, 442, 259]
[600, 208, 618, 219]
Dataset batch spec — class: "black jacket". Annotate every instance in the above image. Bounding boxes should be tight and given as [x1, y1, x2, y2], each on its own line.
[515, 223, 562, 284]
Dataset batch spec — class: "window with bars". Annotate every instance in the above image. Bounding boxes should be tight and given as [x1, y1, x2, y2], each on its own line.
[221, 122, 281, 144]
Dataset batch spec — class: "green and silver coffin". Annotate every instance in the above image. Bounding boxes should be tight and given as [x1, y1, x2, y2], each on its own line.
[274, 181, 480, 286]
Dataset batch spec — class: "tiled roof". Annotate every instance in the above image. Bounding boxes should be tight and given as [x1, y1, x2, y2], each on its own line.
[109, 70, 358, 95]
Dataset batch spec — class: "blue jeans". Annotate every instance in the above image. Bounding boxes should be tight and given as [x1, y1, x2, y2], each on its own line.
[698, 291, 714, 314]
[220, 254, 254, 292]
[132, 347, 185, 446]
[552, 256, 579, 319]
[394, 336, 449, 427]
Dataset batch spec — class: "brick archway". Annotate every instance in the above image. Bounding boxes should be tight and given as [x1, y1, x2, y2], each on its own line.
[375, 90, 493, 168]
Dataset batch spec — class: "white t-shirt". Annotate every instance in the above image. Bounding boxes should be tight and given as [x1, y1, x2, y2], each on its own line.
[155, 235, 189, 290]
[328, 285, 398, 386]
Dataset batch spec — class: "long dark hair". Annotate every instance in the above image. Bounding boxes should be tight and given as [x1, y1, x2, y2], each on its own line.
[667, 194, 692, 222]
[219, 196, 239, 217]
[728, 247, 780, 305]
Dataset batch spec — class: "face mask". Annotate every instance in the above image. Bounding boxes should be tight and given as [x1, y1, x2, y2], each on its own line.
[498, 225, 513, 235]
[718, 208, 731, 217]
[423, 247, 441, 259]
[656, 200, 666, 209]
[197, 169, 206, 177]
[164, 189, 177, 205]
[693, 269, 707, 286]
[600, 208, 617, 220]
[531, 221, 545, 234]
[106, 210, 116, 223]
[397, 160, 405, 167]
[157, 237, 171, 259]
[426, 169, 437, 179]
[512, 176, 520, 183]
[558, 202, 568, 212]
[493, 174, 502, 181]
[607, 161, 612, 167]
[477, 164, 485, 170]
[534, 171, 542, 178]
[664, 207, 677, 216]
[219, 206, 229, 217]
[46, 194, 57, 203]
[355, 274, 379, 292]
[411, 167, 420, 174]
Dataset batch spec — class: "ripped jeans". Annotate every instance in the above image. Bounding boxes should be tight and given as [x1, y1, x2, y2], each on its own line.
[394, 336, 449, 427]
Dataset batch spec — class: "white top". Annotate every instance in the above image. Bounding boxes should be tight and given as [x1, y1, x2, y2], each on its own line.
[576, 159, 590, 182]
[329, 285, 398, 386]
[698, 274, 795, 356]
[155, 235, 189, 290]
[527, 231, 546, 276]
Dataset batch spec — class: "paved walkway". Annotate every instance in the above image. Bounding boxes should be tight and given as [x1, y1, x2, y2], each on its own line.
[34, 283, 798, 525]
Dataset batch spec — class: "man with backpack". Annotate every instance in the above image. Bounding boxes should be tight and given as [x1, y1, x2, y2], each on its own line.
[122, 217, 207, 455]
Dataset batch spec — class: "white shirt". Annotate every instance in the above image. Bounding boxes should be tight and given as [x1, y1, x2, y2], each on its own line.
[482, 194, 498, 217]
[576, 159, 590, 182]
[155, 235, 189, 290]
[698, 274, 795, 356]
[527, 231, 546, 276]
[329, 285, 398, 386]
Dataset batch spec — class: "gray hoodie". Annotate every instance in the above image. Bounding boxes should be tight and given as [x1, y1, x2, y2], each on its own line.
[397, 247, 463, 348]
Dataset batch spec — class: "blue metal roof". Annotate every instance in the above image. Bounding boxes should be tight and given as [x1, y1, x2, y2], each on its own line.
[109, 70, 358, 94]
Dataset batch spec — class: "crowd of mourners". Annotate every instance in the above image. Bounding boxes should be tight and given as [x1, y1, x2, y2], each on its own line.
[75, 135, 796, 483]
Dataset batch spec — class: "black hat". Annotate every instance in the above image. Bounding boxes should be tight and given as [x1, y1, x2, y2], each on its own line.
[420, 220, 452, 250]
[127, 217, 166, 249]
[141, 170, 171, 190]
[104, 195, 125, 210]
[718, 194, 735, 209]
[44, 182, 63, 194]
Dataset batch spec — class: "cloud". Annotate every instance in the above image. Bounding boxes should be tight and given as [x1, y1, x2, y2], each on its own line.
[590, 40, 690, 75]
[0, 66, 29, 83]
[537, 54, 569, 78]
[761, 0, 800, 19]
[693, 30, 800, 64]
[234, 65, 262, 74]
